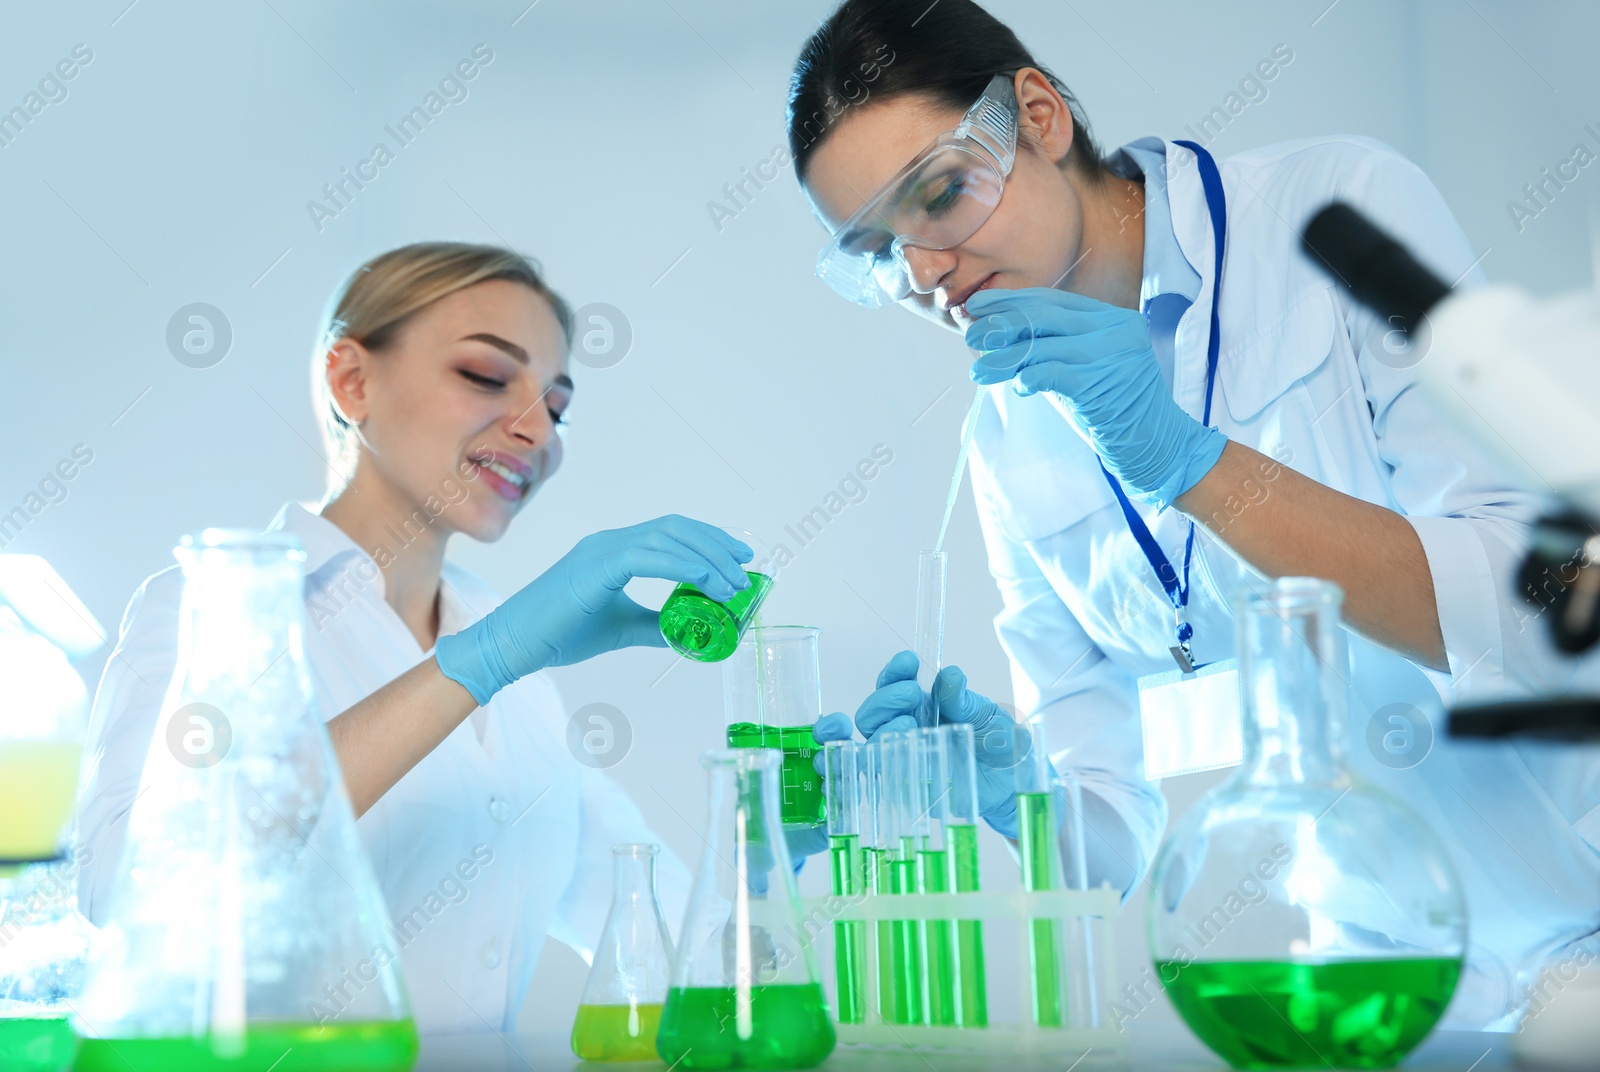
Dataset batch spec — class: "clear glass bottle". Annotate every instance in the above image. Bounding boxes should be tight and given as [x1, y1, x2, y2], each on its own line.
[571, 844, 674, 1061]
[1148, 578, 1466, 1070]
[71, 530, 418, 1072]
[656, 749, 835, 1070]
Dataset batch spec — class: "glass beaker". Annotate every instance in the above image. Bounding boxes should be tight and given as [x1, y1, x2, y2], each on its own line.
[71, 530, 418, 1072]
[656, 749, 835, 1070]
[1148, 578, 1466, 1070]
[660, 528, 778, 663]
[723, 626, 825, 829]
[571, 844, 674, 1061]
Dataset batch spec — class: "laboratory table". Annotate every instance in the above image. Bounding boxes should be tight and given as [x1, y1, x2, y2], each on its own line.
[413, 1023, 1521, 1071]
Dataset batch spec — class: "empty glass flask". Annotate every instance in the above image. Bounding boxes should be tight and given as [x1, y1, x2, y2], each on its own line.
[1148, 578, 1466, 1070]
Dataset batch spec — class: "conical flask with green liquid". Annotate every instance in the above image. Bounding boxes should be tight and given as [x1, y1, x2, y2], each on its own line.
[71, 530, 418, 1072]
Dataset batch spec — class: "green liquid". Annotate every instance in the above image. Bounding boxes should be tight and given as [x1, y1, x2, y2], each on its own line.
[571, 1002, 662, 1061]
[828, 833, 866, 1024]
[655, 983, 835, 1070]
[947, 822, 988, 1027]
[864, 845, 896, 1022]
[916, 847, 956, 1026]
[660, 571, 774, 663]
[0, 1016, 76, 1072]
[71, 1019, 419, 1072]
[1017, 791, 1063, 1027]
[887, 838, 925, 1025]
[725, 722, 824, 828]
[1158, 957, 1462, 1070]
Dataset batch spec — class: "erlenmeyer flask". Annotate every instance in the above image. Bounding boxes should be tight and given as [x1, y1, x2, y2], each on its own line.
[72, 530, 418, 1072]
[1149, 578, 1466, 1070]
[571, 844, 674, 1061]
[656, 749, 835, 1070]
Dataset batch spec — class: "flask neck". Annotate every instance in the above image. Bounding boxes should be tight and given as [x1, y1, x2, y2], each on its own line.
[1237, 580, 1349, 788]
[611, 849, 660, 908]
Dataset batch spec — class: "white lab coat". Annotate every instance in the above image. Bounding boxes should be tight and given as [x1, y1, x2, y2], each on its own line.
[968, 135, 1600, 1029]
[76, 501, 692, 1034]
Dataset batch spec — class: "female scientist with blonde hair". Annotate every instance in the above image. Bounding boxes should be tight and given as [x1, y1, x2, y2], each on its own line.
[76, 242, 756, 1033]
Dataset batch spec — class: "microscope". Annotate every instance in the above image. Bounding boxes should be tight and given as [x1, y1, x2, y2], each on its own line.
[1303, 203, 1600, 1066]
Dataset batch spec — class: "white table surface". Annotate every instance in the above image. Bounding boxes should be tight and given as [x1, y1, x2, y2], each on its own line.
[413, 1022, 1517, 1071]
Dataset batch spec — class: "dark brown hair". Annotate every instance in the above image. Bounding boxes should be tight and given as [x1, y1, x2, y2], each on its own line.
[786, 0, 1104, 183]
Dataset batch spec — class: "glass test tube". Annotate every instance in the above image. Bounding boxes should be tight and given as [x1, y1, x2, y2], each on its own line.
[1016, 714, 1065, 1028]
[862, 741, 898, 1022]
[1054, 768, 1102, 1031]
[910, 728, 956, 1025]
[914, 550, 947, 723]
[879, 732, 925, 1025]
[939, 723, 988, 1027]
[823, 741, 866, 1024]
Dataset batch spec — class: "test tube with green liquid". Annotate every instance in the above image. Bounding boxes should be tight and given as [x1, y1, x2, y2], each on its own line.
[823, 740, 866, 1024]
[1016, 715, 1065, 1028]
[870, 739, 921, 1024]
[659, 526, 776, 662]
[863, 744, 897, 1021]
[908, 729, 956, 1026]
[938, 722, 988, 1027]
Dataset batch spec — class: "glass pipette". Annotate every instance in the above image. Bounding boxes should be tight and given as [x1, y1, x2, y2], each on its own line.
[934, 386, 986, 554]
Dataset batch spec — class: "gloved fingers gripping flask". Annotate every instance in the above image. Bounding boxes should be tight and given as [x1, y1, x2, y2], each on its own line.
[656, 748, 835, 1070]
[1148, 578, 1466, 1071]
[571, 844, 674, 1061]
[71, 530, 418, 1072]
[660, 528, 777, 663]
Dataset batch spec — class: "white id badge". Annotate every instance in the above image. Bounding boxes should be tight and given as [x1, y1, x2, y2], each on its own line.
[1138, 658, 1243, 780]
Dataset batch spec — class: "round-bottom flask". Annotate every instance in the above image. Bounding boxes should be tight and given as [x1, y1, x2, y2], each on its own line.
[1149, 578, 1466, 1070]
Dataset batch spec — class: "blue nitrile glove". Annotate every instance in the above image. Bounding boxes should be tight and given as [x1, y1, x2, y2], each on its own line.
[435, 516, 752, 705]
[848, 653, 1055, 840]
[965, 287, 1227, 510]
[930, 664, 1058, 841]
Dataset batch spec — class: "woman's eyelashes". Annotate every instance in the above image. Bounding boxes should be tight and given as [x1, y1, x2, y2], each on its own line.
[459, 368, 506, 391]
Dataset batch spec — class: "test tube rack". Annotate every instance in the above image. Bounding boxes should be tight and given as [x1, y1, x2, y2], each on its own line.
[797, 883, 1127, 1063]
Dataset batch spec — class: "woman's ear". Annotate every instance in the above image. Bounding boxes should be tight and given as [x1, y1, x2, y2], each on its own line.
[324, 338, 370, 427]
[1014, 67, 1075, 165]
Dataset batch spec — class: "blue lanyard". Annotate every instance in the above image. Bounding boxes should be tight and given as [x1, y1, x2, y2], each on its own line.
[1098, 139, 1226, 674]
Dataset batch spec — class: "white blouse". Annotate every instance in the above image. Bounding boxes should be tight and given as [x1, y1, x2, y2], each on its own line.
[76, 501, 692, 1034]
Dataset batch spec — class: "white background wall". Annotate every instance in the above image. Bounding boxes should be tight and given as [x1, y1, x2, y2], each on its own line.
[3, 0, 1596, 1034]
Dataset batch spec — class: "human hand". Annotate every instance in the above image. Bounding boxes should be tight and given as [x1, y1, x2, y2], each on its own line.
[436, 515, 752, 704]
[966, 286, 1226, 509]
